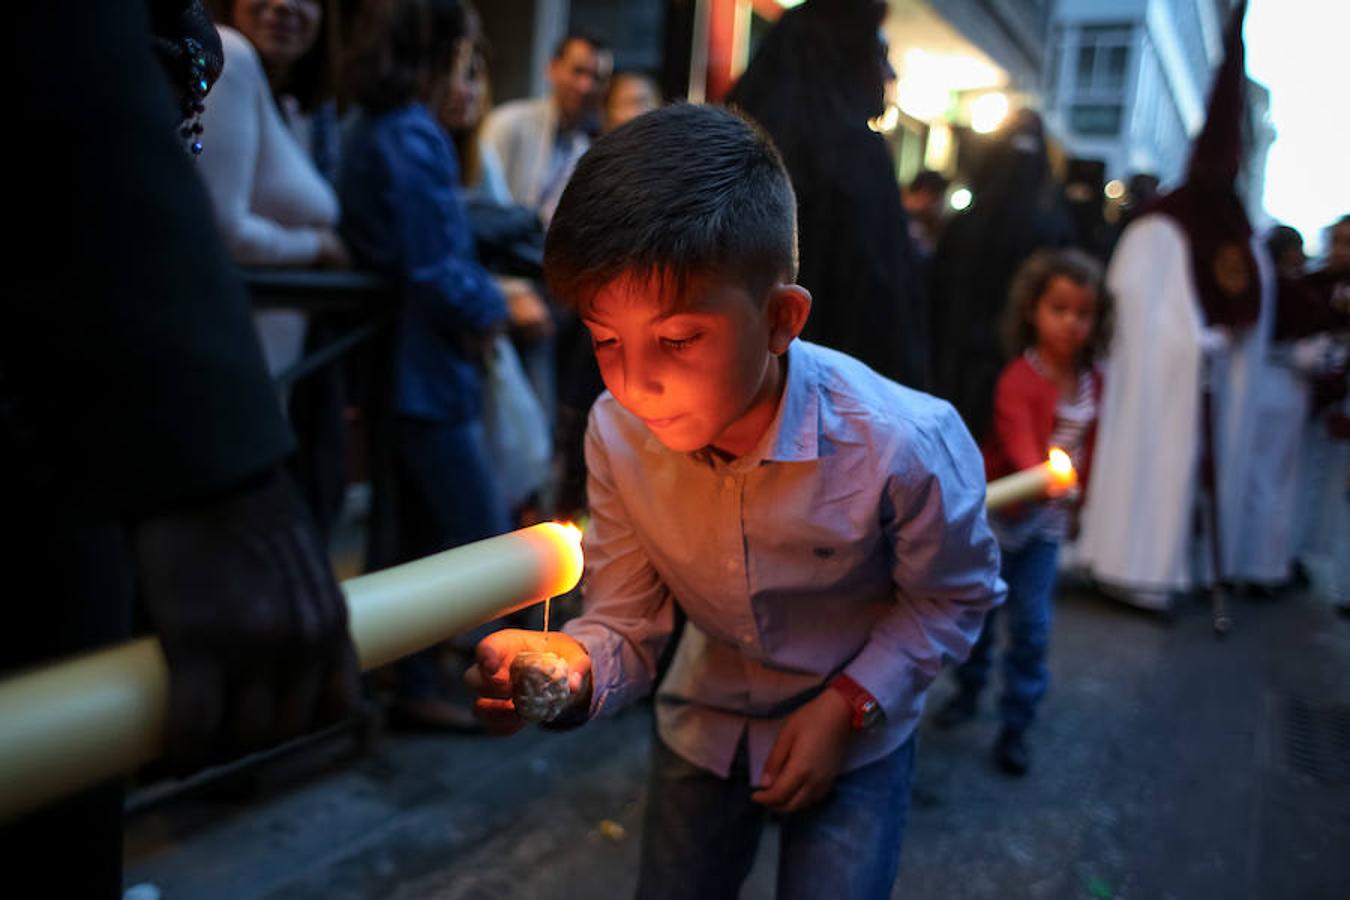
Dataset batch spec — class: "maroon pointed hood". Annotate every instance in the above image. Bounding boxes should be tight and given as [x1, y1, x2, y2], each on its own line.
[1188, 0, 1250, 189]
[1150, 0, 1261, 330]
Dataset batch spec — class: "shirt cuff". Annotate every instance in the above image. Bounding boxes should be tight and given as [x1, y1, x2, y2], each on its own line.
[843, 641, 926, 724]
[561, 619, 629, 719]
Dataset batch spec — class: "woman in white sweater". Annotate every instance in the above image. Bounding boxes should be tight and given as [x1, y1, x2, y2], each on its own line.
[197, 20, 346, 374]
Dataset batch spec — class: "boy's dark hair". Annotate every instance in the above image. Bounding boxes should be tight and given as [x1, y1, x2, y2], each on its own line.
[1003, 247, 1114, 364]
[544, 103, 798, 313]
[344, 0, 470, 116]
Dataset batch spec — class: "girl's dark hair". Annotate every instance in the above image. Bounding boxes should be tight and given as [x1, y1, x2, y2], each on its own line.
[344, 0, 469, 115]
[1003, 248, 1114, 364]
[208, 0, 336, 112]
[544, 104, 797, 315]
[446, 45, 489, 188]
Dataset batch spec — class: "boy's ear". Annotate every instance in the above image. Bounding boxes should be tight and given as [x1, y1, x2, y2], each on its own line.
[765, 283, 811, 355]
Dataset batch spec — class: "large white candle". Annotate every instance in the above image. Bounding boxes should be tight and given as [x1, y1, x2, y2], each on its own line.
[985, 448, 1078, 512]
[0, 522, 583, 823]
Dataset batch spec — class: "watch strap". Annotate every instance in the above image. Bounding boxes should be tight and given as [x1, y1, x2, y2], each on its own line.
[830, 673, 881, 731]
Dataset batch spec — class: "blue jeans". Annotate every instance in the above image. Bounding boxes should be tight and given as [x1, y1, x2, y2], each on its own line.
[956, 537, 1059, 731]
[636, 736, 915, 900]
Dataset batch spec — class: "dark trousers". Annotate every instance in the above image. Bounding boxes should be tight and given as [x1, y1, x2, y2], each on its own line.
[389, 416, 510, 698]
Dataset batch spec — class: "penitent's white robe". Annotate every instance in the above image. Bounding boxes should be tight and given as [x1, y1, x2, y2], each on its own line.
[1231, 334, 1337, 585]
[1078, 214, 1273, 606]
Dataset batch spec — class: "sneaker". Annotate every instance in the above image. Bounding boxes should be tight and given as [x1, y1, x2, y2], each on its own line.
[933, 692, 978, 730]
[993, 727, 1029, 776]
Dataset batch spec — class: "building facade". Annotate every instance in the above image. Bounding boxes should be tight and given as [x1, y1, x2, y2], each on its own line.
[1044, 0, 1233, 187]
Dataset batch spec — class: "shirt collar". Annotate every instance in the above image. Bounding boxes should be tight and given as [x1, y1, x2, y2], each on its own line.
[763, 340, 820, 463]
[716, 340, 818, 469]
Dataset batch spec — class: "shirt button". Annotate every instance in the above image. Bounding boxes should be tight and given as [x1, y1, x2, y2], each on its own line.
[725, 558, 737, 573]
[739, 630, 755, 645]
[723, 476, 736, 490]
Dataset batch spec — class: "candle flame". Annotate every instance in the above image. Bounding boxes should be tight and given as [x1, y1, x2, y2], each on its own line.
[1046, 447, 1078, 495]
[531, 521, 585, 599]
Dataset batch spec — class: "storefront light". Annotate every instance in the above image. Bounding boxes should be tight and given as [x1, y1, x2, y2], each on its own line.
[904, 49, 1001, 92]
[924, 121, 953, 170]
[969, 92, 1009, 134]
[895, 49, 1002, 124]
[897, 76, 950, 122]
[950, 187, 973, 211]
[1104, 179, 1126, 200]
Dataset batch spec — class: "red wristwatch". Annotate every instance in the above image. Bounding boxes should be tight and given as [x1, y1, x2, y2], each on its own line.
[830, 674, 883, 731]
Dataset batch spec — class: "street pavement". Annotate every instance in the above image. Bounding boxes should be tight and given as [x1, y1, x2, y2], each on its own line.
[124, 587, 1350, 899]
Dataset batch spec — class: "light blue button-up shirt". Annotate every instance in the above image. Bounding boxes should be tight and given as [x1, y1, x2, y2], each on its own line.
[564, 340, 1005, 782]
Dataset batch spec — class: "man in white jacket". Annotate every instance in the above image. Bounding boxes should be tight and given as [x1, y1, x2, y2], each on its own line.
[481, 33, 612, 228]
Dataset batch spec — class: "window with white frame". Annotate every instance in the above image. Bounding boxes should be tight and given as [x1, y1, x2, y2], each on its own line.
[1074, 24, 1133, 97]
[1067, 22, 1133, 136]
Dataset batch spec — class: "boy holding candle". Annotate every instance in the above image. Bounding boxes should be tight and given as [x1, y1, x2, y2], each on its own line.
[467, 104, 1004, 898]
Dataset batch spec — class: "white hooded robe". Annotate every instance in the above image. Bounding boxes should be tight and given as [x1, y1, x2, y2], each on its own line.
[1078, 214, 1273, 606]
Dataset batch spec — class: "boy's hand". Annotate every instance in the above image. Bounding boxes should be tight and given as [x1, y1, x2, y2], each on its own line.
[751, 688, 854, 814]
[465, 629, 591, 734]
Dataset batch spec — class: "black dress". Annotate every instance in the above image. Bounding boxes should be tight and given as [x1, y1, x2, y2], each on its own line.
[727, 0, 928, 390]
[928, 116, 1074, 440]
[3, 1, 293, 894]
